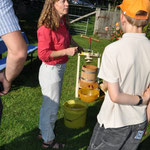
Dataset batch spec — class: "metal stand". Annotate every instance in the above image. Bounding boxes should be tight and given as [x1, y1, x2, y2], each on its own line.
[75, 51, 101, 98]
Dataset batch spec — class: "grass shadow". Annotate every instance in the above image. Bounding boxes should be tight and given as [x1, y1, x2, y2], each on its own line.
[0, 101, 102, 150]
[11, 57, 41, 91]
[138, 135, 150, 150]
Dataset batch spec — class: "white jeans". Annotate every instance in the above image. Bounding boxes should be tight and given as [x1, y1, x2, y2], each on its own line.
[38, 62, 66, 143]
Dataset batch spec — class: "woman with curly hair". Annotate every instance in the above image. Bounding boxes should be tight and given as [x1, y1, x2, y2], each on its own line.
[37, 0, 82, 149]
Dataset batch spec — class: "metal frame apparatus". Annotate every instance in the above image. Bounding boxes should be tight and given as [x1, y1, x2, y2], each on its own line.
[75, 50, 101, 98]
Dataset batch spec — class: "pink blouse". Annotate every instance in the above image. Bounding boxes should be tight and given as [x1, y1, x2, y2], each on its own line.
[37, 21, 71, 65]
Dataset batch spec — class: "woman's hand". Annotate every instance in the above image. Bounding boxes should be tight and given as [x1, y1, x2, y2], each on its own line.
[65, 47, 78, 56]
[78, 46, 84, 53]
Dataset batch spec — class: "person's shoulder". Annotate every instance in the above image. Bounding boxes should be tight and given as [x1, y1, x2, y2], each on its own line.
[37, 25, 52, 40]
[37, 25, 51, 34]
[105, 39, 122, 53]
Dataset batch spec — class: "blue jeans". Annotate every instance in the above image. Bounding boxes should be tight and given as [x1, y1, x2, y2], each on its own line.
[87, 121, 147, 150]
[38, 63, 66, 143]
[0, 98, 3, 124]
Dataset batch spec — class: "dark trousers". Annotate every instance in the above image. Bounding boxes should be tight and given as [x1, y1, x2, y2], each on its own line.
[87, 121, 147, 150]
[0, 98, 3, 124]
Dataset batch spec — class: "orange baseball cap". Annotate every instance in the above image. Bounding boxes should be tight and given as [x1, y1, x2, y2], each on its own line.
[118, 0, 150, 19]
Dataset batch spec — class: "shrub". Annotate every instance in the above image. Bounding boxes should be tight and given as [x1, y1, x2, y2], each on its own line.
[143, 23, 150, 39]
[105, 22, 150, 41]
[105, 22, 123, 41]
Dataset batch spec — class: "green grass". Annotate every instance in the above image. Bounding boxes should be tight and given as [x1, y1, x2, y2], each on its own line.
[0, 36, 109, 150]
[0, 10, 150, 150]
[70, 15, 95, 36]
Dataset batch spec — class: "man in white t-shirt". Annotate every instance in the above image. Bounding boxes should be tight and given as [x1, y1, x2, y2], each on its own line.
[87, 0, 150, 150]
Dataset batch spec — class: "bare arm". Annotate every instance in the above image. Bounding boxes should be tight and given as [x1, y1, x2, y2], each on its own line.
[0, 31, 27, 95]
[50, 46, 78, 58]
[50, 39, 81, 58]
[107, 82, 150, 105]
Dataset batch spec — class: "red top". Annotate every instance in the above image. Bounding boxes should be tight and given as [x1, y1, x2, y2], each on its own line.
[37, 21, 71, 65]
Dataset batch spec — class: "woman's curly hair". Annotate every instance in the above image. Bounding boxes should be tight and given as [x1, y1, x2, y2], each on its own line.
[37, 0, 69, 30]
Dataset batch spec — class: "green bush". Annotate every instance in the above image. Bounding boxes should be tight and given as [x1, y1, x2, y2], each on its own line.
[143, 23, 150, 39]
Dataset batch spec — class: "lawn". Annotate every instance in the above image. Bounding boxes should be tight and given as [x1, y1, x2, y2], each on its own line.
[0, 9, 150, 150]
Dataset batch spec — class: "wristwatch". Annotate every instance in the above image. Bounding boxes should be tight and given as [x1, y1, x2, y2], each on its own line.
[136, 95, 143, 105]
